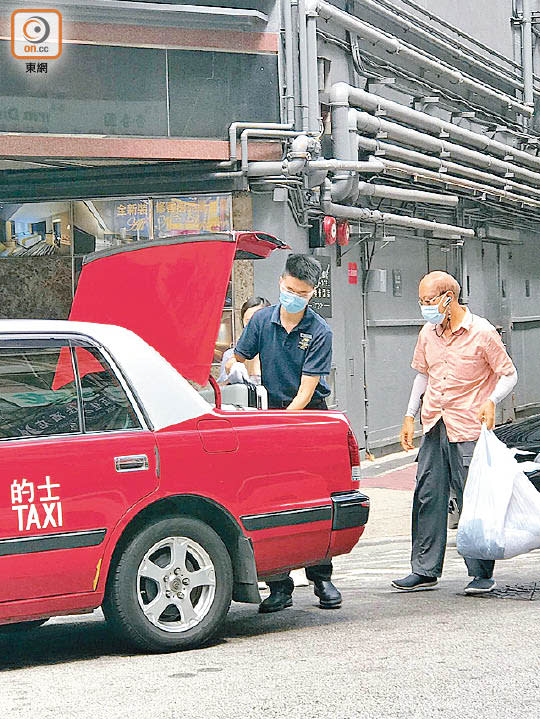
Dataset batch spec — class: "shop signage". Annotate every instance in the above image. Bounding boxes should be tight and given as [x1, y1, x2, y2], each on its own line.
[348, 262, 358, 285]
[114, 199, 151, 235]
[154, 194, 232, 237]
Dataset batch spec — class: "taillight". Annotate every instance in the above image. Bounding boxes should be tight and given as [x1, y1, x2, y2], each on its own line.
[347, 429, 361, 481]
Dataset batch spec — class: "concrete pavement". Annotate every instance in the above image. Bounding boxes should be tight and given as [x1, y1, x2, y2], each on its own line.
[3, 455, 540, 719]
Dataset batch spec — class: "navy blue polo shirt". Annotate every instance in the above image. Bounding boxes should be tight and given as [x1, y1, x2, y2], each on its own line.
[234, 304, 332, 405]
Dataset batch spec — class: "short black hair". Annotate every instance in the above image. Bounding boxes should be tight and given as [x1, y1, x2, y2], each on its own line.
[240, 296, 270, 324]
[282, 254, 321, 288]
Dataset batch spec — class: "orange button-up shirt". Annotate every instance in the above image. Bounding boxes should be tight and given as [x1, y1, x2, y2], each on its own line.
[411, 309, 515, 442]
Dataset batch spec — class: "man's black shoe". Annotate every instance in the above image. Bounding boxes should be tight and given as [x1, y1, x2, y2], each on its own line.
[313, 580, 342, 609]
[258, 578, 294, 614]
[258, 591, 293, 614]
[391, 573, 438, 591]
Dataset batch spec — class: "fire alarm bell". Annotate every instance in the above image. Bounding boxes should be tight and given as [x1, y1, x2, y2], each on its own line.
[337, 220, 350, 246]
[323, 216, 337, 245]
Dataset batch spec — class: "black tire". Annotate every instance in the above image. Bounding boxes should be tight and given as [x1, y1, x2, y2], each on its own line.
[0, 619, 48, 633]
[103, 517, 233, 653]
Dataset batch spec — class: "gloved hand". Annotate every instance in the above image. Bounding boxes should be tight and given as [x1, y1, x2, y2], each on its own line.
[227, 361, 249, 384]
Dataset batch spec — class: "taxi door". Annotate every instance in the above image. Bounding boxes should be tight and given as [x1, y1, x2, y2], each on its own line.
[0, 337, 158, 603]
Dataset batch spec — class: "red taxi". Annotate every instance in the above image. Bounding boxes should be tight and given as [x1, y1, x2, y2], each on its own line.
[0, 233, 369, 652]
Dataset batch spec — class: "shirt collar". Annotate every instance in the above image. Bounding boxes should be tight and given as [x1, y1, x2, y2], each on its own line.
[431, 306, 472, 334]
[270, 304, 281, 325]
[455, 307, 473, 332]
[271, 303, 315, 330]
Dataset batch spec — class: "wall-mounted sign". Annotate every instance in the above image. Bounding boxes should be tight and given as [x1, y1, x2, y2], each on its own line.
[348, 262, 358, 285]
[310, 256, 332, 318]
[114, 199, 151, 236]
[154, 194, 232, 237]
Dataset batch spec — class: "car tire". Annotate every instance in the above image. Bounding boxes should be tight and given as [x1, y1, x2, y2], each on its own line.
[103, 516, 233, 653]
[0, 619, 48, 632]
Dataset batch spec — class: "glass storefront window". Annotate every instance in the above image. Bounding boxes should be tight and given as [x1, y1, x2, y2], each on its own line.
[73, 198, 152, 256]
[0, 194, 237, 366]
[0, 201, 71, 257]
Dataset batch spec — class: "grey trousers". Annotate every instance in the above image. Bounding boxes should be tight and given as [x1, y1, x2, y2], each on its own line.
[411, 419, 495, 579]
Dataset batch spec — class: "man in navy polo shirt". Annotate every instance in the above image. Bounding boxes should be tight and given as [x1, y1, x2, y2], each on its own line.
[227, 253, 342, 613]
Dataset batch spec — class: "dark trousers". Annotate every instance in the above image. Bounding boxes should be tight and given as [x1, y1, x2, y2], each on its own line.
[266, 395, 333, 594]
[412, 419, 495, 579]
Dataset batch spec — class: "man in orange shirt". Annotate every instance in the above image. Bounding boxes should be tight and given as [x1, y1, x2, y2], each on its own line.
[392, 271, 517, 594]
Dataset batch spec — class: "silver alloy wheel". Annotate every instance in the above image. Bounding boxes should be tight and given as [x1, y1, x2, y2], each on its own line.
[137, 535, 216, 633]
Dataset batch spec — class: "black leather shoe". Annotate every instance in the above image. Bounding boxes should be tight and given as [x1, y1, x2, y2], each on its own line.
[313, 580, 342, 609]
[258, 578, 294, 614]
[258, 590, 293, 614]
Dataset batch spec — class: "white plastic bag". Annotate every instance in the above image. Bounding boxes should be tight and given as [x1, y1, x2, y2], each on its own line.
[457, 425, 540, 560]
[500, 467, 540, 558]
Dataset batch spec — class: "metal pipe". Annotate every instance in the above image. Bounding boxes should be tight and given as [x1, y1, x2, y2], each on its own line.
[399, 0, 525, 73]
[282, 0, 296, 125]
[298, 0, 310, 131]
[330, 83, 540, 171]
[330, 106, 357, 201]
[240, 129, 307, 173]
[372, 0, 530, 88]
[248, 157, 384, 178]
[321, 197, 475, 237]
[348, 0, 527, 95]
[290, 0, 302, 129]
[229, 121, 293, 162]
[307, 159, 384, 172]
[353, 109, 540, 186]
[356, 135, 540, 202]
[378, 159, 540, 210]
[522, 0, 535, 107]
[307, 0, 533, 116]
[241, 131, 312, 173]
[305, 5, 320, 133]
[356, 182, 459, 207]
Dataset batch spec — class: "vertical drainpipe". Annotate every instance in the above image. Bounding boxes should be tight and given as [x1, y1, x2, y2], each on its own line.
[305, 4, 320, 133]
[298, 0, 310, 131]
[522, 0, 534, 109]
[283, 0, 296, 126]
[330, 90, 357, 201]
[291, 0, 302, 129]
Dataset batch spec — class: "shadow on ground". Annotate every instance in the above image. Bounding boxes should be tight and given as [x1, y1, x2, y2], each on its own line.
[0, 594, 350, 672]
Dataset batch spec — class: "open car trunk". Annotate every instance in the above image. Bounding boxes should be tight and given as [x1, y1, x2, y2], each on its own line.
[69, 232, 289, 386]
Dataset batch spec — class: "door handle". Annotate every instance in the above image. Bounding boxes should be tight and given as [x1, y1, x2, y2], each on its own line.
[114, 454, 149, 472]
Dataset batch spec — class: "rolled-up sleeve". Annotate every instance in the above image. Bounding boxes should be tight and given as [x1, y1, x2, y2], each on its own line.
[302, 330, 332, 376]
[234, 314, 261, 360]
[483, 330, 516, 377]
[411, 330, 428, 374]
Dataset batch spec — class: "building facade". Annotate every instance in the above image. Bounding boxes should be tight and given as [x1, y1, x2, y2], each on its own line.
[1, 0, 539, 451]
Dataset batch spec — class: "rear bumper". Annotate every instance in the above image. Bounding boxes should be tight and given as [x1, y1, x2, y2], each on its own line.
[331, 491, 370, 530]
[327, 491, 370, 558]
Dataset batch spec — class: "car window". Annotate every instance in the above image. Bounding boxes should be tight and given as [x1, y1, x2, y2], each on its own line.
[75, 345, 142, 432]
[0, 344, 81, 440]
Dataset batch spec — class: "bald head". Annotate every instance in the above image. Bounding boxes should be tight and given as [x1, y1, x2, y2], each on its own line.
[419, 271, 460, 302]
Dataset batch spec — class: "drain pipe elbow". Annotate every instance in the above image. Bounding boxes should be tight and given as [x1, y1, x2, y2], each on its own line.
[331, 174, 356, 202]
[289, 133, 312, 158]
[330, 82, 351, 106]
[307, 168, 330, 188]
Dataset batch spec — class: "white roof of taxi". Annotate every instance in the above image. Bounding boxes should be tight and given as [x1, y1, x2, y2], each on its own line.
[0, 320, 212, 431]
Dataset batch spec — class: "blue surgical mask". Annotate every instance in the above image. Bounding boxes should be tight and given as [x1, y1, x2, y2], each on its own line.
[421, 305, 446, 324]
[280, 288, 309, 314]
